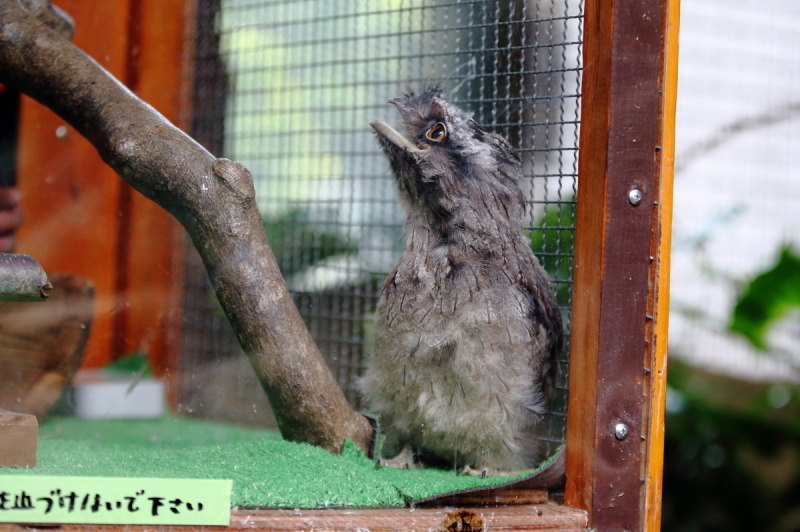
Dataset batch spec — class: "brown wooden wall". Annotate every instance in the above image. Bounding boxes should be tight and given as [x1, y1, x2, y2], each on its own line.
[15, 0, 187, 373]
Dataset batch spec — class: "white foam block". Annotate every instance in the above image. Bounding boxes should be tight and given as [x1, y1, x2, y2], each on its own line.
[73, 372, 165, 419]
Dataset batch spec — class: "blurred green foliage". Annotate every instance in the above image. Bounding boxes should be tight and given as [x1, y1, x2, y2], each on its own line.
[528, 201, 575, 308]
[730, 246, 800, 350]
[103, 353, 153, 377]
[263, 209, 356, 278]
[667, 244, 800, 531]
[663, 362, 800, 532]
[209, 209, 354, 318]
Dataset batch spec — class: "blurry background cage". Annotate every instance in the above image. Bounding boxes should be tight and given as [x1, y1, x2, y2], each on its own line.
[178, 0, 583, 451]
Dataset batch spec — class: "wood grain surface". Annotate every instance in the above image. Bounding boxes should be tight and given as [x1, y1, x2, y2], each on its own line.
[0, 504, 588, 532]
[0, 409, 37, 467]
[0, 274, 93, 418]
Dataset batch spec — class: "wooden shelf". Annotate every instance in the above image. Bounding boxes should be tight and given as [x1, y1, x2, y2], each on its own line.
[0, 504, 588, 532]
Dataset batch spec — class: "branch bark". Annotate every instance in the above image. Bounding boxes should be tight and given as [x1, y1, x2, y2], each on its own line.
[0, 0, 373, 454]
[0, 253, 51, 301]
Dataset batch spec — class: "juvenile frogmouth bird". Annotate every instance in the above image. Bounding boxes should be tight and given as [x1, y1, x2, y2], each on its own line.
[360, 87, 563, 473]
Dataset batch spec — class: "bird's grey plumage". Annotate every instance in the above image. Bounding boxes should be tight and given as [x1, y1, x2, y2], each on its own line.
[360, 87, 563, 472]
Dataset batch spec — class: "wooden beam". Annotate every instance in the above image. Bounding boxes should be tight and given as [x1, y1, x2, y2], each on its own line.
[0, 409, 36, 468]
[0, 505, 588, 531]
[114, 0, 186, 376]
[644, 2, 681, 531]
[16, 0, 186, 373]
[564, 0, 679, 529]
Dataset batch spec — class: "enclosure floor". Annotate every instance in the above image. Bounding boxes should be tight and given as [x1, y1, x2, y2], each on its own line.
[0, 416, 542, 508]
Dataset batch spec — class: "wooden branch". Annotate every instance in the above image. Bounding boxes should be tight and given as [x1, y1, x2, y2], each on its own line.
[0, 0, 373, 455]
[17, 0, 73, 39]
[0, 253, 50, 301]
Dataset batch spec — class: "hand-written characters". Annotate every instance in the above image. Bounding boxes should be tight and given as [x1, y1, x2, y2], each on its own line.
[0, 489, 205, 516]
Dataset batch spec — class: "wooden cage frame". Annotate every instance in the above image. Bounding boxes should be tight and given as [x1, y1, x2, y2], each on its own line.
[10, 0, 679, 529]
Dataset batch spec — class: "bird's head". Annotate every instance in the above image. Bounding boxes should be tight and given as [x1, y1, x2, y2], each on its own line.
[371, 87, 525, 226]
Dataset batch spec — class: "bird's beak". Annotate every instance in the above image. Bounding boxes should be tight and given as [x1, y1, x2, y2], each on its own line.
[370, 121, 424, 154]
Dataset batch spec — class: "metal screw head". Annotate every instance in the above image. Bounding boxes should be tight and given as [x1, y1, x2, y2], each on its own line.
[628, 188, 643, 206]
[614, 423, 629, 441]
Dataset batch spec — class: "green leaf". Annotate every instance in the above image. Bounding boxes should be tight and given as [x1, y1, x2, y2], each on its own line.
[729, 246, 800, 350]
[103, 352, 153, 377]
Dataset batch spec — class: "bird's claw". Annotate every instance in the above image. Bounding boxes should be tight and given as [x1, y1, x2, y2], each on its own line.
[377, 446, 418, 470]
[459, 465, 532, 478]
[458, 465, 489, 478]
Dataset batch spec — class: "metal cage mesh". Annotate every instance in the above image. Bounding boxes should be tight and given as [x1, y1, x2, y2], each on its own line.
[178, 0, 582, 448]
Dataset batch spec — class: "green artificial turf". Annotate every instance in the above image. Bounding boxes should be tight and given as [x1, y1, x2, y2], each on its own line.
[1, 416, 542, 508]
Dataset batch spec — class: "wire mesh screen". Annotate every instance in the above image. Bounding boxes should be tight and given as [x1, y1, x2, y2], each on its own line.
[178, 0, 582, 448]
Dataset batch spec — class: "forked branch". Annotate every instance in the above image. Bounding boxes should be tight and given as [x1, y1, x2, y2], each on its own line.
[0, 0, 374, 455]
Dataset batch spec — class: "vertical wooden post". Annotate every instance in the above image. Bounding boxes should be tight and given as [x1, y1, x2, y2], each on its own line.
[116, 0, 187, 376]
[644, 3, 681, 530]
[17, 0, 131, 368]
[564, 0, 679, 530]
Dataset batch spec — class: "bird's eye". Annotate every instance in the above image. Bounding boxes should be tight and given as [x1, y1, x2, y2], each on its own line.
[425, 123, 447, 142]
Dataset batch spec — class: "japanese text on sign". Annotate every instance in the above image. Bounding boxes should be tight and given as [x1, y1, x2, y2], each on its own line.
[0, 476, 231, 525]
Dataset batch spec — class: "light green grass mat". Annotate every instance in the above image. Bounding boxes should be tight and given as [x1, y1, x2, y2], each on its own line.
[1, 416, 542, 508]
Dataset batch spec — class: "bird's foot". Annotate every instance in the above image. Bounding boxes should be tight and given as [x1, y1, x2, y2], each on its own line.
[458, 465, 489, 478]
[378, 446, 419, 470]
[458, 465, 535, 478]
[457, 446, 567, 484]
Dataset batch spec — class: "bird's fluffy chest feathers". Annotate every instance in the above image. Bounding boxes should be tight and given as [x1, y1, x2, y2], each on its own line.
[363, 229, 548, 470]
